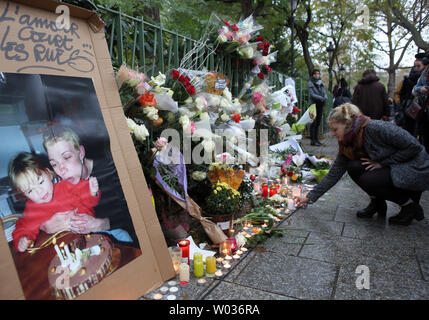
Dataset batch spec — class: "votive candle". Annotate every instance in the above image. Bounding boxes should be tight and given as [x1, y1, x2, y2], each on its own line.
[179, 263, 190, 282]
[194, 258, 204, 277]
[205, 256, 216, 275]
[178, 240, 190, 265]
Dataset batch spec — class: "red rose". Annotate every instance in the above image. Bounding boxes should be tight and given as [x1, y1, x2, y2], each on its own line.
[232, 113, 241, 123]
[179, 75, 186, 83]
[231, 24, 239, 32]
[264, 42, 270, 49]
[263, 48, 269, 56]
[171, 70, 180, 79]
[224, 21, 231, 27]
[250, 175, 256, 182]
[265, 65, 272, 74]
[256, 36, 264, 42]
[186, 85, 196, 95]
[257, 42, 265, 51]
[257, 72, 265, 80]
[183, 76, 191, 86]
[287, 171, 293, 177]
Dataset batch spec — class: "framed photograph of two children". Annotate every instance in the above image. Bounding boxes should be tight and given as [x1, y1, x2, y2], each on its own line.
[0, 0, 174, 300]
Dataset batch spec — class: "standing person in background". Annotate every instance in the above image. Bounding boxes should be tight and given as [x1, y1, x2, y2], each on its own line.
[352, 69, 390, 120]
[412, 51, 429, 153]
[397, 58, 425, 136]
[307, 69, 328, 146]
[333, 78, 352, 108]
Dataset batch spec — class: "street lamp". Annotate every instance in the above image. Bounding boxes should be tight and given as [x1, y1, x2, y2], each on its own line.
[289, 0, 299, 77]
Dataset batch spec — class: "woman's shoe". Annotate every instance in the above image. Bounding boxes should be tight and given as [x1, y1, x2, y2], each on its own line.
[388, 203, 424, 226]
[356, 198, 387, 218]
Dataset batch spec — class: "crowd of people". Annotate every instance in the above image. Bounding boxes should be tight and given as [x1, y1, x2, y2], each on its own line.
[304, 50, 429, 226]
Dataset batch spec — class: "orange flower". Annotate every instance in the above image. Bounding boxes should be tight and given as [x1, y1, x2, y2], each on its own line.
[138, 91, 156, 107]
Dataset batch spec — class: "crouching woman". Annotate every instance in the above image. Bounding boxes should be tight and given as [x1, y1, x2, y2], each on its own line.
[300, 103, 429, 225]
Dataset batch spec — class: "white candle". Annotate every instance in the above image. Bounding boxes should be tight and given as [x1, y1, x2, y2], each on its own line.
[197, 278, 207, 286]
[153, 293, 163, 300]
[225, 255, 232, 261]
[216, 257, 224, 263]
[54, 244, 67, 266]
[233, 254, 240, 260]
[241, 247, 248, 252]
[159, 286, 169, 294]
[179, 263, 190, 283]
[224, 263, 231, 269]
[168, 281, 177, 286]
[236, 250, 243, 255]
[169, 287, 178, 293]
[215, 270, 223, 277]
[167, 295, 176, 300]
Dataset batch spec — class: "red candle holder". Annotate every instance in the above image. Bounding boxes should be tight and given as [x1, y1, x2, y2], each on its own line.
[261, 183, 269, 197]
[227, 238, 237, 252]
[269, 186, 277, 197]
[178, 239, 190, 265]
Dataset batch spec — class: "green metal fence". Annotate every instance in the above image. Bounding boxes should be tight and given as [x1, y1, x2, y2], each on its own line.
[96, 5, 331, 133]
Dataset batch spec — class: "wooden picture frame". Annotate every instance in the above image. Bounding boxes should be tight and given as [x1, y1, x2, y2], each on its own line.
[0, 0, 175, 300]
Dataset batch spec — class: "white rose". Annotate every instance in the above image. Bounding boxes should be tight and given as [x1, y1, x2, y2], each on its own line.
[126, 118, 137, 133]
[143, 106, 159, 120]
[192, 171, 207, 181]
[222, 87, 232, 101]
[238, 47, 254, 59]
[148, 72, 166, 87]
[220, 98, 232, 109]
[134, 124, 149, 142]
[220, 113, 229, 122]
[217, 34, 228, 43]
[202, 139, 215, 153]
[195, 96, 208, 110]
[179, 115, 190, 127]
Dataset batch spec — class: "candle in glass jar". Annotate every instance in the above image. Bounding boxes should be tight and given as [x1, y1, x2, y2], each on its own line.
[205, 256, 216, 275]
[219, 241, 231, 257]
[194, 258, 204, 277]
[179, 263, 190, 282]
[261, 183, 269, 197]
[227, 238, 237, 252]
[193, 252, 203, 262]
[178, 240, 190, 265]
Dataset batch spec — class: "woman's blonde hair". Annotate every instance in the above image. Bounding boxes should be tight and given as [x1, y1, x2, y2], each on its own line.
[328, 103, 362, 125]
[43, 125, 81, 152]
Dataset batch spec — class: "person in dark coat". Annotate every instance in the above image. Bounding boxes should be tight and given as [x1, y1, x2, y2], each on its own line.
[299, 103, 429, 226]
[307, 69, 328, 146]
[352, 69, 390, 120]
[333, 78, 352, 108]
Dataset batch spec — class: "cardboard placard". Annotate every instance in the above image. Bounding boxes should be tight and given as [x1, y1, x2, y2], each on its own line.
[0, 0, 175, 300]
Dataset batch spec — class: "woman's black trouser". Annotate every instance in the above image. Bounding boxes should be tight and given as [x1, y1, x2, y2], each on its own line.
[310, 101, 325, 141]
[346, 160, 422, 205]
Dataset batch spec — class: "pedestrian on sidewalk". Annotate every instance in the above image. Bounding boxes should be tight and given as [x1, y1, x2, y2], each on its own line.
[412, 51, 429, 154]
[307, 69, 328, 146]
[352, 69, 390, 121]
[299, 103, 429, 226]
[333, 78, 352, 108]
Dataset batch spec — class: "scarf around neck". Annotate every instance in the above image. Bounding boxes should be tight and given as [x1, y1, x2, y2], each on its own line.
[338, 114, 371, 160]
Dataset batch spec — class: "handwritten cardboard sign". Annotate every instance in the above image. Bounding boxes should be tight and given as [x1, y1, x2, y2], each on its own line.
[0, 0, 175, 300]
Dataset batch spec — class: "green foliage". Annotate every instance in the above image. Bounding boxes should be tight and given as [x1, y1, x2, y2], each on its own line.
[206, 182, 241, 215]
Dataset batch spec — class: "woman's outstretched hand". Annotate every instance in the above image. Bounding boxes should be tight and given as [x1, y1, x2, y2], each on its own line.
[361, 158, 382, 171]
[296, 195, 311, 208]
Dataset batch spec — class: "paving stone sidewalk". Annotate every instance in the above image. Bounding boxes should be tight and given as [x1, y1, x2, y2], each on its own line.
[143, 132, 429, 300]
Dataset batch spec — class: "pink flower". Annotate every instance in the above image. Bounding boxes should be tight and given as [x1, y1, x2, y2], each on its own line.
[237, 36, 249, 44]
[252, 92, 263, 105]
[154, 137, 168, 150]
[189, 121, 196, 134]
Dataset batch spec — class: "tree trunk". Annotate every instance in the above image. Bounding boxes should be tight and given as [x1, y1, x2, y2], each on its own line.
[387, 69, 396, 98]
